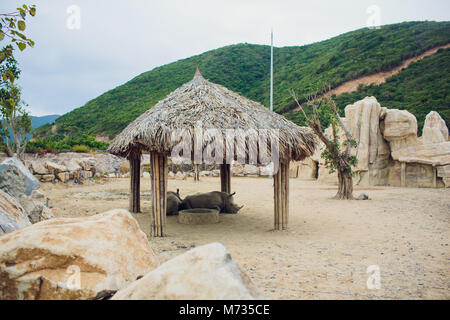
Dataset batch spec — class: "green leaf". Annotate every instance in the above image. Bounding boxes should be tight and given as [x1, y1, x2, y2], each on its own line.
[6, 70, 15, 84]
[18, 20, 26, 31]
[15, 31, 26, 40]
[29, 7, 36, 16]
[17, 42, 26, 51]
[0, 31, 4, 41]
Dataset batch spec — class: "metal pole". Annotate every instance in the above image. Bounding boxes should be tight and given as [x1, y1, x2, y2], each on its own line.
[270, 29, 273, 113]
[269, 29, 274, 179]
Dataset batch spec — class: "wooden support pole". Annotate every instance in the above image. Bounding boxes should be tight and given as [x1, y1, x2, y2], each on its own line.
[194, 163, 200, 181]
[401, 162, 406, 187]
[220, 164, 231, 194]
[129, 151, 141, 213]
[274, 161, 290, 231]
[433, 166, 437, 188]
[283, 161, 290, 230]
[150, 152, 168, 237]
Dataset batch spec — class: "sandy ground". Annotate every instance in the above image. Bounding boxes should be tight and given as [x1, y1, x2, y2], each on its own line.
[40, 177, 449, 300]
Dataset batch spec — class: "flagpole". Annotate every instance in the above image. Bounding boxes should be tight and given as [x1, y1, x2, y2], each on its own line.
[269, 29, 274, 179]
[270, 29, 273, 113]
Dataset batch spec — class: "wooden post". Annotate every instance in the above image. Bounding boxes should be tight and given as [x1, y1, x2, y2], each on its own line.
[283, 161, 290, 230]
[432, 166, 437, 188]
[129, 150, 141, 213]
[150, 152, 168, 237]
[401, 162, 406, 187]
[274, 161, 289, 230]
[220, 164, 231, 194]
[194, 163, 200, 181]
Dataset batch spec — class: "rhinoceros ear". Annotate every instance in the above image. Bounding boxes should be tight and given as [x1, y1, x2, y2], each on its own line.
[228, 192, 236, 198]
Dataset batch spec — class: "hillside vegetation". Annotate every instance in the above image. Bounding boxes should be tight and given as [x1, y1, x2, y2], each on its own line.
[46, 21, 450, 138]
[335, 47, 450, 132]
[285, 47, 450, 132]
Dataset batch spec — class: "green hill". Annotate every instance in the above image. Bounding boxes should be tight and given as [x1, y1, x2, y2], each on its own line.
[285, 47, 450, 132]
[49, 21, 450, 138]
[335, 47, 449, 132]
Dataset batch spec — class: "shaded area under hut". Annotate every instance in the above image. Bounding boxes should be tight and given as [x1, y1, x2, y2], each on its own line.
[108, 69, 317, 237]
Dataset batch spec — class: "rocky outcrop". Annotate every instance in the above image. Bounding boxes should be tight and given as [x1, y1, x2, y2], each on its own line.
[23, 153, 128, 184]
[18, 190, 54, 224]
[382, 108, 420, 153]
[112, 243, 264, 300]
[0, 209, 159, 300]
[422, 111, 449, 144]
[290, 158, 318, 180]
[46, 161, 68, 175]
[390, 142, 450, 166]
[437, 165, 450, 187]
[0, 157, 40, 198]
[344, 97, 391, 186]
[30, 162, 48, 175]
[383, 109, 450, 188]
[293, 97, 449, 188]
[63, 160, 82, 180]
[0, 190, 31, 235]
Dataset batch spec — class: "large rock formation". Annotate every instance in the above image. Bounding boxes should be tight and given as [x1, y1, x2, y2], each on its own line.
[307, 97, 391, 186]
[344, 97, 391, 185]
[0, 209, 159, 300]
[112, 243, 265, 300]
[0, 157, 40, 198]
[0, 190, 31, 235]
[293, 97, 450, 188]
[383, 109, 449, 188]
[422, 111, 449, 144]
[382, 109, 420, 153]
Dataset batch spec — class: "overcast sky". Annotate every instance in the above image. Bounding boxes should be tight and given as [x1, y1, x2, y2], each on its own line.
[2, 0, 450, 116]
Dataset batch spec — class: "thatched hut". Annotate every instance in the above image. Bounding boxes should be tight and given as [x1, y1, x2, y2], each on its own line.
[108, 69, 317, 236]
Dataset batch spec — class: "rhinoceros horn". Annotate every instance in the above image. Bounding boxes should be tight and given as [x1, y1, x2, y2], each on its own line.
[228, 192, 236, 198]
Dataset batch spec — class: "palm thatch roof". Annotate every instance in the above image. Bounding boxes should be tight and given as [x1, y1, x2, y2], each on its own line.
[108, 69, 317, 162]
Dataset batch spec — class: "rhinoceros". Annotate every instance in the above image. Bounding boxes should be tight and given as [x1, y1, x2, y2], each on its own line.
[180, 191, 243, 214]
[166, 189, 182, 216]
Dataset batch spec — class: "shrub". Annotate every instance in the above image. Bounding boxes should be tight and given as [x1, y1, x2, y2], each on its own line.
[72, 145, 90, 153]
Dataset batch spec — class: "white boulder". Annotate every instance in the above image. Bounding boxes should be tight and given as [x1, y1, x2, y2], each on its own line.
[46, 161, 67, 174]
[111, 243, 264, 300]
[0, 157, 40, 198]
[0, 209, 159, 300]
[0, 189, 31, 235]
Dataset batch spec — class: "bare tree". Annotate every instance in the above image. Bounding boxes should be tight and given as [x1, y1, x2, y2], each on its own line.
[291, 89, 358, 200]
